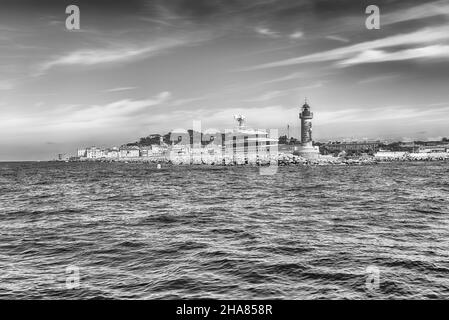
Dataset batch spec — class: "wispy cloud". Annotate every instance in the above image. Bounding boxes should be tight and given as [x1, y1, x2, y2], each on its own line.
[254, 27, 280, 38]
[247, 25, 449, 69]
[39, 39, 186, 72]
[289, 31, 304, 39]
[317, 104, 449, 124]
[139, 16, 174, 27]
[241, 90, 286, 102]
[179, 105, 298, 130]
[339, 45, 449, 66]
[255, 27, 304, 40]
[38, 33, 211, 74]
[325, 35, 350, 43]
[104, 86, 138, 93]
[256, 72, 306, 85]
[69, 91, 171, 123]
[169, 95, 211, 107]
[0, 91, 172, 132]
[383, 0, 449, 25]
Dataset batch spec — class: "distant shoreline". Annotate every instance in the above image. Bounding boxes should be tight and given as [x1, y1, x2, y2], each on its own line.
[36, 158, 449, 166]
[2, 156, 448, 165]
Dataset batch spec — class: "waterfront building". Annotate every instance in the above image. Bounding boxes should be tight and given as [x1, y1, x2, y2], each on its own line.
[151, 144, 168, 155]
[201, 129, 225, 164]
[169, 129, 191, 164]
[185, 129, 224, 164]
[140, 146, 152, 157]
[77, 149, 86, 157]
[119, 146, 140, 158]
[224, 115, 278, 165]
[104, 147, 119, 159]
[418, 146, 449, 153]
[150, 144, 169, 161]
[170, 128, 190, 145]
[201, 143, 224, 164]
[86, 146, 104, 159]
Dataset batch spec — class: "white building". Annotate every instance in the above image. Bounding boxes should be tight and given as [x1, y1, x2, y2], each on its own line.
[224, 115, 278, 165]
[140, 146, 152, 158]
[77, 149, 86, 157]
[418, 146, 448, 153]
[104, 147, 119, 159]
[169, 128, 191, 164]
[86, 146, 104, 159]
[119, 146, 140, 158]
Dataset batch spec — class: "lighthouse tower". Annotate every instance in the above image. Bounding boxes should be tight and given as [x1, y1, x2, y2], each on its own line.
[299, 98, 313, 147]
[295, 98, 320, 159]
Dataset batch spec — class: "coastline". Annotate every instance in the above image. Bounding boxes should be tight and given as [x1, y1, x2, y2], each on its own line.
[58, 152, 449, 166]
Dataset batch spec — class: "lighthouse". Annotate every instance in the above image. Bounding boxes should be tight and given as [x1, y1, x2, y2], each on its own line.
[299, 98, 313, 147]
[295, 98, 320, 159]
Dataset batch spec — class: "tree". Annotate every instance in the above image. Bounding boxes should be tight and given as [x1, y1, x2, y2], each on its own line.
[278, 135, 288, 144]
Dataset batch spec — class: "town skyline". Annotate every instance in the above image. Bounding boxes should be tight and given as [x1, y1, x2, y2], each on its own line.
[1, 0, 449, 160]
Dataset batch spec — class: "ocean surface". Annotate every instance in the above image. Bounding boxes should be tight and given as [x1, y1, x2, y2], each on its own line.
[0, 161, 448, 299]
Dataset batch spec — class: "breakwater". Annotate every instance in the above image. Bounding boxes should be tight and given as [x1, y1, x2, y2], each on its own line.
[70, 152, 449, 166]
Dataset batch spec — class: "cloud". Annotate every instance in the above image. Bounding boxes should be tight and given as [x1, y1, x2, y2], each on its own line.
[313, 103, 449, 140]
[187, 105, 298, 130]
[338, 45, 449, 66]
[325, 35, 350, 43]
[255, 27, 304, 40]
[241, 90, 286, 102]
[255, 27, 280, 38]
[289, 31, 303, 39]
[317, 104, 449, 125]
[68, 91, 171, 123]
[0, 91, 172, 133]
[139, 17, 174, 27]
[169, 94, 211, 107]
[38, 33, 211, 73]
[238, 82, 322, 103]
[383, 0, 449, 25]
[39, 39, 185, 71]
[104, 86, 138, 93]
[256, 71, 306, 85]
[247, 25, 449, 69]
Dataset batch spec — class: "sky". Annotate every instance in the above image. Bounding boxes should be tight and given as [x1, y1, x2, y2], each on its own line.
[1, 0, 449, 160]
